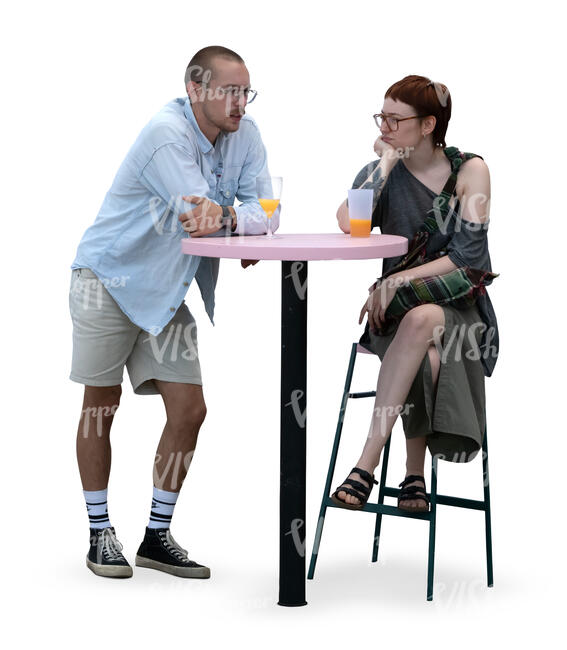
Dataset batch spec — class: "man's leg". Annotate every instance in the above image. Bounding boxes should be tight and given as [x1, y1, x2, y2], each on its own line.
[76, 383, 132, 577]
[151, 380, 206, 492]
[135, 380, 210, 578]
[76, 385, 122, 491]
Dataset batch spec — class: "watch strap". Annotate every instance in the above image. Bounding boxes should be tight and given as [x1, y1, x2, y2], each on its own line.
[221, 205, 233, 230]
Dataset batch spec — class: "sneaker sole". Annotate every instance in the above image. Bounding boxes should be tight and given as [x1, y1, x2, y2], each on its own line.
[86, 556, 133, 578]
[135, 555, 210, 578]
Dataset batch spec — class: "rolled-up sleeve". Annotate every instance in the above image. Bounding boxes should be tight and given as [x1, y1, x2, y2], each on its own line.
[232, 130, 280, 236]
[140, 142, 215, 218]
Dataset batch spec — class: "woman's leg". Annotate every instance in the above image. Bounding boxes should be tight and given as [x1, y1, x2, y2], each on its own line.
[336, 305, 445, 505]
[401, 344, 441, 508]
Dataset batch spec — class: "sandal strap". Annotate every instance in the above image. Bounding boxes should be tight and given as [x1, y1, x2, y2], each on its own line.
[335, 486, 367, 502]
[342, 479, 372, 496]
[399, 486, 429, 498]
[351, 467, 378, 485]
[398, 486, 430, 503]
[399, 475, 426, 488]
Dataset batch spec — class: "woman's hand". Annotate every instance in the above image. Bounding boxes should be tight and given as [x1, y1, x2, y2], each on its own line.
[373, 135, 399, 160]
[358, 277, 401, 332]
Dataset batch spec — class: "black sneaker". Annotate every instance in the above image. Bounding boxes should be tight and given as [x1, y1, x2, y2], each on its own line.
[135, 527, 210, 578]
[86, 527, 133, 578]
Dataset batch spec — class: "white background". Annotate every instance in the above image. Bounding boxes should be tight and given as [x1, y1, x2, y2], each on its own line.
[2, 0, 564, 647]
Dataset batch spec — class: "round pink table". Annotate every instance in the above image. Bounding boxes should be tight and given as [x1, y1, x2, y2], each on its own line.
[181, 232, 407, 606]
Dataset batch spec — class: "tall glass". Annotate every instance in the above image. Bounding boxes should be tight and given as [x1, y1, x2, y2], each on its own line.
[347, 189, 373, 237]
[257, 176, 282, 238]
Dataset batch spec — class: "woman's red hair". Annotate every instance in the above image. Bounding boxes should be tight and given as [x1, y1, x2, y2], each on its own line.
[385, 75, 452, 148]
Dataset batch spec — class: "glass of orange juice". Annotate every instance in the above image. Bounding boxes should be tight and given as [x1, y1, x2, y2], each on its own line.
[257, 176, 282, 238]
[347, 189, 373, 237]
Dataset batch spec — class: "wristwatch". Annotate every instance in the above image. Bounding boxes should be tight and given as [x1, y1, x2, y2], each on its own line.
[221, 206, 234, 231]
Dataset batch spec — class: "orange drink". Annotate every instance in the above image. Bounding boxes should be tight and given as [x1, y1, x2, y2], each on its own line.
[350, 218, 371, 237]
[259, 198, 280, 218]
[347, 188, 373, 238]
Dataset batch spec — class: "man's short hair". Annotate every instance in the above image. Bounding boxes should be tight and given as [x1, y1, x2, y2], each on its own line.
[184, 46, 245, 87]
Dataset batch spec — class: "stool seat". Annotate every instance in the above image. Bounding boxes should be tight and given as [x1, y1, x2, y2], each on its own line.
[356, 342, 374, 355]
[307, 341, 494, 601]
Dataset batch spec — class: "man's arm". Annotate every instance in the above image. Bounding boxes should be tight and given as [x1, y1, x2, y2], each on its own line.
[232, 128, 280, 236]
[140, 134, 223, 237]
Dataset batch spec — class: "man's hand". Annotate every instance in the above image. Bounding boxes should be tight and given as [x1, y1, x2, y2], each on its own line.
[179, 195, 223, 237]
[241, 259, 260, 269]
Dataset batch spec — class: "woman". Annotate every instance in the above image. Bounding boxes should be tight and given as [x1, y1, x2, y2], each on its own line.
[332, 75, 499, 511]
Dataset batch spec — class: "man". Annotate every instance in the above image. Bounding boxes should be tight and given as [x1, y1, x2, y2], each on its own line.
[69, 45, 279, 579]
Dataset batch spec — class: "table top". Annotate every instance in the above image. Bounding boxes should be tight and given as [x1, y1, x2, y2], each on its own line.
[181, 232, 407, 261]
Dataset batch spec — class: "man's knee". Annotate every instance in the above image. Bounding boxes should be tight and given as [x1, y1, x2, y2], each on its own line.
[83, 384, 122, 409]
[79, 385, 122, 438]
[168, 401, 207, 437]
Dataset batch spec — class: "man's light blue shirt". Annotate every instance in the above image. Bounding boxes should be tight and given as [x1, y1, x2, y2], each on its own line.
[71, 97, 280, 335]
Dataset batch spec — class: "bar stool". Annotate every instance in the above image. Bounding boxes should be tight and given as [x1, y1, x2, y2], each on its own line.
[307, 342, 494, 601]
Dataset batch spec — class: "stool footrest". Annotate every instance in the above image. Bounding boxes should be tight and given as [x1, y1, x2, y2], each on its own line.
[381, 487, 486, 511]
[348, 391, 377, 399]
[326, 498, 431, 520]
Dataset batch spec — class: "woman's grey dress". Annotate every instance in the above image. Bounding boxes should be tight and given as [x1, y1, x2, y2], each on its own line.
[352, 158, 499, 462]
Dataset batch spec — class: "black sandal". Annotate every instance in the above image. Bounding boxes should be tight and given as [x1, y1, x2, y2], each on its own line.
[331, 467, 378, 510]
[397, 475, 430, 513]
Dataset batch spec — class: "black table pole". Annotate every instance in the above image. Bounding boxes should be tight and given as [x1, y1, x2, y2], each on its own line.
[278, 259, 308, 607]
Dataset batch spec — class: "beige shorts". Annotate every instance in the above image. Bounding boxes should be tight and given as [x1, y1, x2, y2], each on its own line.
[69, 268, 202, 395]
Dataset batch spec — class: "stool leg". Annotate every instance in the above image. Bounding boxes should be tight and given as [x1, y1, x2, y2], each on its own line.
[372, 435, 391, 562]
[482, 427, 494, 588]
[426, 453, 438, 601]
[308, 343, 358, 580]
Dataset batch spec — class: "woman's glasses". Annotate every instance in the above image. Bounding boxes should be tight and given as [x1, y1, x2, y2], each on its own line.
[373, 113, 428, 131]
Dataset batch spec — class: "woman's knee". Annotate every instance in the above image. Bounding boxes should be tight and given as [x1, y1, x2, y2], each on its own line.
[399, 305, 445, 340]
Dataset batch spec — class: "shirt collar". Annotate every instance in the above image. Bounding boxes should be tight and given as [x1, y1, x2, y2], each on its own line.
[183, 98, 217, 155]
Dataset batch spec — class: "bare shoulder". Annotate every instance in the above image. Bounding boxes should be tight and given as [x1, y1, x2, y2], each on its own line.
[460, 156, 490, 182]
[454, 155, 491, 223]
[455, 155, 490, 197]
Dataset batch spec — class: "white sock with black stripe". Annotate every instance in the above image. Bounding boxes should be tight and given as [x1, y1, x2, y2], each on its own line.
[84, 488, 111, 529]
[148, 487, 179, 529]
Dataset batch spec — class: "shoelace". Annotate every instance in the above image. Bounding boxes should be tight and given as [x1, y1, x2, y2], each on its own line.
[100, 528, 125, 561]
[160, 530, 190, 563]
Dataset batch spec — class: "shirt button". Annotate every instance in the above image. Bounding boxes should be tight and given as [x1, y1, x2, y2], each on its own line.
[224, 190, 231, 198]
[170, 307, 175, 312]
[183, 282, 189, 287]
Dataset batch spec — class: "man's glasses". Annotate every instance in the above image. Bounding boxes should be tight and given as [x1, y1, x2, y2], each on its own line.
[373, 113, 428, 131]
[217, 87, 258, 103]
[195, 81, 258, 104]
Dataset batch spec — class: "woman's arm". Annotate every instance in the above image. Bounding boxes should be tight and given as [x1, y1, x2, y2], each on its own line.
[337, 138, 400, 233]
[387, 157, 491, 283]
